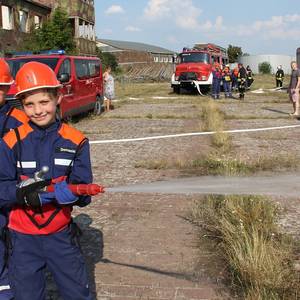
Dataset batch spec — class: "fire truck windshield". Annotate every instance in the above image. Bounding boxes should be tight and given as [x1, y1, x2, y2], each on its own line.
[7, 58, 59, 78]
[179, 52, 209, 64]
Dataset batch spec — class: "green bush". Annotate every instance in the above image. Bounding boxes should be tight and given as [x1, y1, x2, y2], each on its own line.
[258, 62, 272, 74]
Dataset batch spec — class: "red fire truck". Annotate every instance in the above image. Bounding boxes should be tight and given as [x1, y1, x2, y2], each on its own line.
[171, 43, 228, 95]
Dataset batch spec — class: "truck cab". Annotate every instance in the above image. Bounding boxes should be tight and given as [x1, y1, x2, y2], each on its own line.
[171, 43, 228, 95]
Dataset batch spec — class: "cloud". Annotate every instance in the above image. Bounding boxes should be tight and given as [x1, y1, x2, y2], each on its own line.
[105, 5, 124, 15]
[144, 0, 172, 19]
[144, 0, 202, 30]
[143, 0, 226, 33]
[125, 26, 141, 32]
[236, 14, 300, 40]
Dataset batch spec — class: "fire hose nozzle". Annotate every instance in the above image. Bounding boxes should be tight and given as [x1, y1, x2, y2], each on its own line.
[34, 166, 49, 181]
[46, 183, 105, 196]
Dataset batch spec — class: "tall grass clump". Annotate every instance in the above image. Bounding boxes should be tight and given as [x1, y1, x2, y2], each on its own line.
[201, 101, 231, 152]
[189, 195, 300, 299]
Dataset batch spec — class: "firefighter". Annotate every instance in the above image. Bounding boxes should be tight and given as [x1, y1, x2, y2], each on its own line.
[0, 62, 94, 300]
[275, 65, 284, 88]
[222, 64, 234, 98]
[211, 62, 222, 99]
[0, 59, 28, 300]
[231, 66, 239, 91]
[237, 63, 247, 100]
[246, 65, 254, 89]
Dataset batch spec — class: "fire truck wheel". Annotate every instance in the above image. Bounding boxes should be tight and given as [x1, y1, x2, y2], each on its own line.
[173, 86, 180, 94]
[94, 95, 103, 115]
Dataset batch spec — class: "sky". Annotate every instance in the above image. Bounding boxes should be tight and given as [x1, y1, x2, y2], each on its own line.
[95, 0, 300, 56]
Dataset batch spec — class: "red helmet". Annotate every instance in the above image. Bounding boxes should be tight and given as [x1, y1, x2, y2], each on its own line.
[15, 61, 61, 98]
[0, 59, 14, 85]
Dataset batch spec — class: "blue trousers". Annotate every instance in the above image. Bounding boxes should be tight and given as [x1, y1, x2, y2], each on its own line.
[8, 226, 93, 300]
[0, 213, 13, 300]
[212, 79, 221, 98]
[223, 81, 232, 96]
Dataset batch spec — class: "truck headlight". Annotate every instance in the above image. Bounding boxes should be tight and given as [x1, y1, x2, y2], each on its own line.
[201, 76, 207, 81]
[175, 76, 179, 81]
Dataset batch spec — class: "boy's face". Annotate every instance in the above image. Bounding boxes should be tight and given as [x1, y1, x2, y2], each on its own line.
[0, 85, 10, 106]
[22, 89, 61, 127]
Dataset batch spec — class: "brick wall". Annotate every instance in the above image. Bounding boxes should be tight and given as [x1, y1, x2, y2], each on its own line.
[113, 51, 153, 64]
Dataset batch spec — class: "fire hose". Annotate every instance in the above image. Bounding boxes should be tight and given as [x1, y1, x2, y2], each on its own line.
[19, 166, 105, 196]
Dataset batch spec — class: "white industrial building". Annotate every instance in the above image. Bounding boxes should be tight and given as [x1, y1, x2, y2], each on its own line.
[239, 54, 295, 75]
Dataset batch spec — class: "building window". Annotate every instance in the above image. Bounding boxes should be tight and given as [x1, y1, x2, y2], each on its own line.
[79, 19, 85, 38]
[19, 10, 29, 32]
[34, 15, 41, 29]
[89, 24, 95, 41]
[1, 6, 13, 30]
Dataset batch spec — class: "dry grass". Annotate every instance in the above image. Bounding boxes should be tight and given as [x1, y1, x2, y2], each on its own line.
[200, 101, 232, 152]
[135, 153, 299, 176]
[189, 195, 300, 299]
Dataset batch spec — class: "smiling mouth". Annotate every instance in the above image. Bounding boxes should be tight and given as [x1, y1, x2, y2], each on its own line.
[35, 115, 47, 120]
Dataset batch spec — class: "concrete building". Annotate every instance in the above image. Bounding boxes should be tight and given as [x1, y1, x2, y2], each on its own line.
[0, 0, 51, 54]
[239, 54, 295, 75]
[0, 0, 96, 55]
[97, 39, 175, 65]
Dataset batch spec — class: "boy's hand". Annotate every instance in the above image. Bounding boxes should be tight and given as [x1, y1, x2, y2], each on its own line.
[21, 191, 53, 208]
[16, 180, 51, 208]
[54, 181, 78, 205]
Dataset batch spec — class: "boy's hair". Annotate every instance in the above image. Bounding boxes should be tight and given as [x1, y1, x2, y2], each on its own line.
[19, 88, 59, 102]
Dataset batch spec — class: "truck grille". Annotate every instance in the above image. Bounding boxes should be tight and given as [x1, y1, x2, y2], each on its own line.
[179, 72, 198, 81]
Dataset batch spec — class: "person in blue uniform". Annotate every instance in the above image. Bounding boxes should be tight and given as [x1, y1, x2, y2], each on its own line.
[0, 59, 28, 300]
[211, 63, 222, 99]
[222, 65, 234, 99]
[0, 61, 94, 300]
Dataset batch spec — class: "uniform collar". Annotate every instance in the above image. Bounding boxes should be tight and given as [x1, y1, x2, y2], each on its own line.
[29, 119, 61, 133]
[0, 102, 10, 114]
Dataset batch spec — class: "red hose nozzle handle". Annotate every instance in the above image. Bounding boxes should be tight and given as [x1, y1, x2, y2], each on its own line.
[47, 183, 105, 196]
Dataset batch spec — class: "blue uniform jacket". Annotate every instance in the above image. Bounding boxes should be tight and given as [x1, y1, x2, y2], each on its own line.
[0, 120, 92, 208]
[0, 103, 28, 138]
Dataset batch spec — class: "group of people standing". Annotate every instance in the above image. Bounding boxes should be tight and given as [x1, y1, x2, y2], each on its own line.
[211, 63, 254, 100]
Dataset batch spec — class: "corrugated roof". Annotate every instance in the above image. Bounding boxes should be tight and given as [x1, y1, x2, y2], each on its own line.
[97, 39, 175, 54]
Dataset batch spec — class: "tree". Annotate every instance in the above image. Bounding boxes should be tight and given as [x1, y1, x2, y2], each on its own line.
[227, 45, 243, 63]
[23, 7, 76, 53]
[258, 62, 272, 74]
[96, 47, 118, 71]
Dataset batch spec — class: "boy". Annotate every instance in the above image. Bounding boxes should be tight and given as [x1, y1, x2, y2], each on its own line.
[0, 59, 28, 300]
[211, 62, 222, 100]
[0, 61, 93, 300]
[222, 65, 234, 99]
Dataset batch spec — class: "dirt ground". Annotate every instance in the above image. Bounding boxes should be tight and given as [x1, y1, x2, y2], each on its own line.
[47, 78, 300, 299]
